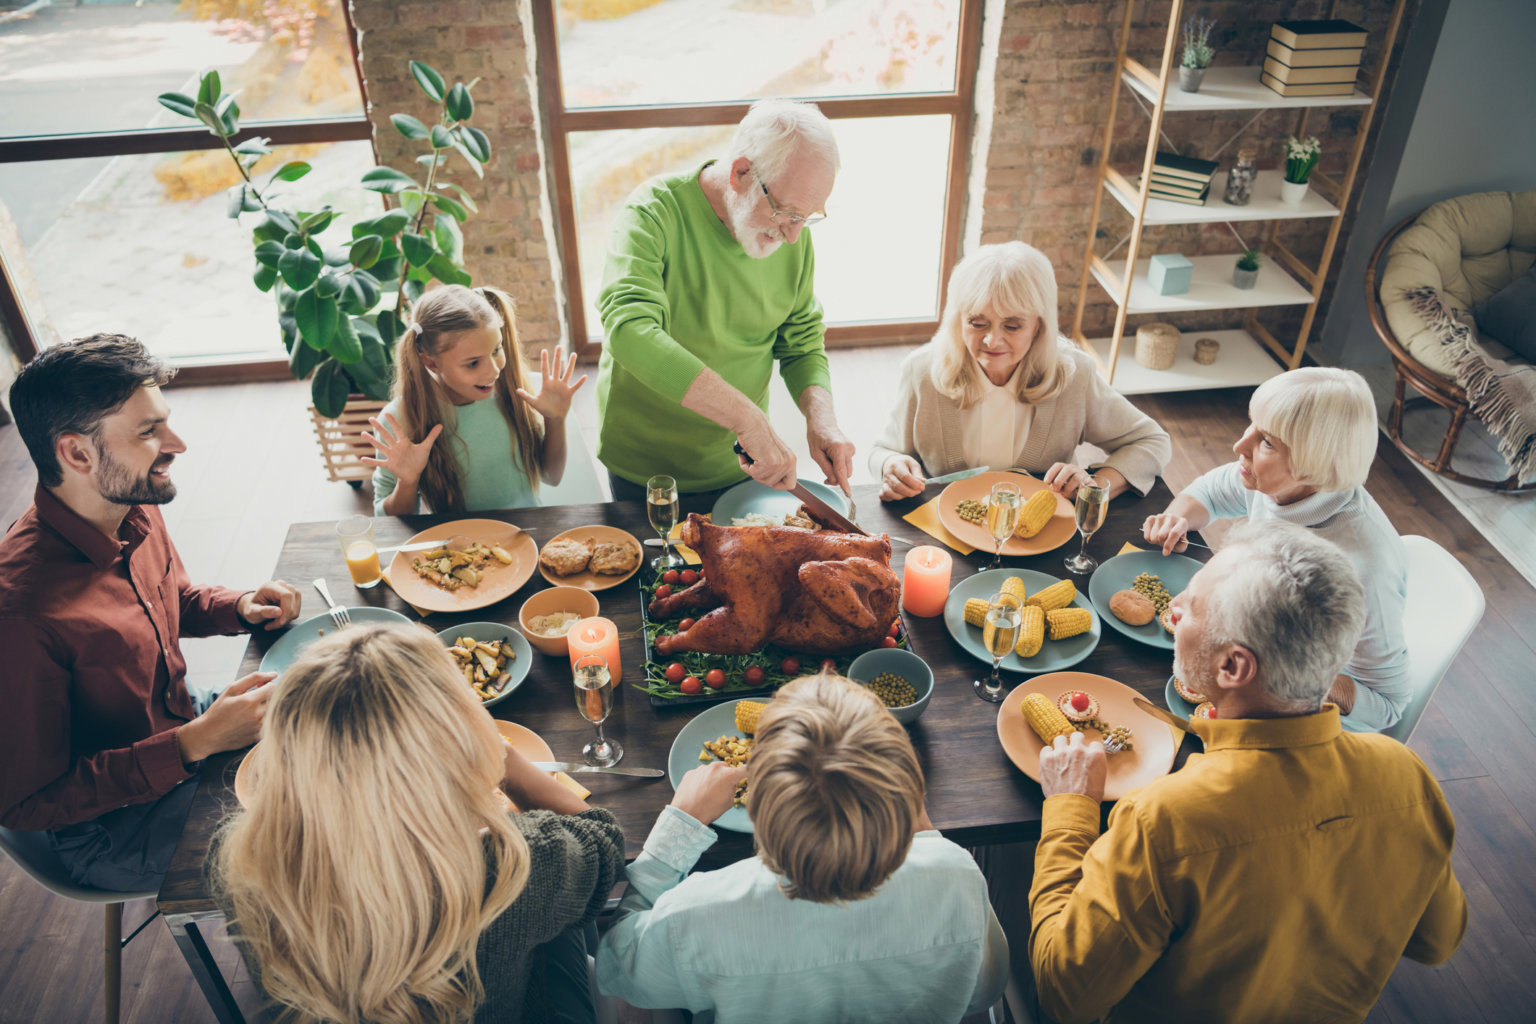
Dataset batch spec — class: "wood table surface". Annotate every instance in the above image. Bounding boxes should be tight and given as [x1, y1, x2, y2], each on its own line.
[159, 479, 1203, 917]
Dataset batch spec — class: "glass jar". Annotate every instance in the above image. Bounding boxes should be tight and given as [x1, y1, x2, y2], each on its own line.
[1223, 148, 1256, 206]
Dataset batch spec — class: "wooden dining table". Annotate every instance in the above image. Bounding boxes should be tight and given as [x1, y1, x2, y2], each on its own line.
[156, 478, 1205, 1023]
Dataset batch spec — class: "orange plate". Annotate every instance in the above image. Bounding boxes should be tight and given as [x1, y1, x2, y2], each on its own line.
[387, 518, 538, 614]
[538, 524, 644, 592]
[937, 470, 1076, 556]
[997, 672, 1179, 800]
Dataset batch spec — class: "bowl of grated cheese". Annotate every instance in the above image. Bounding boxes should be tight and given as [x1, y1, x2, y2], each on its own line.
[518, 586, 600, 656]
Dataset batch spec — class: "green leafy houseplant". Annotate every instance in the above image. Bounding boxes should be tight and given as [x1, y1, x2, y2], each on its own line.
[1236, 249, 1262, 272]
[1284, 135, 1322, 185]
[156, 62, 491, 417]
[1181, 17, 1216, 69]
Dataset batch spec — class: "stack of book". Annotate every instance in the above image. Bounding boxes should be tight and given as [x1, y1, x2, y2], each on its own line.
[1137, 152, 1219, 206]
[1263, 20, 1367, 97]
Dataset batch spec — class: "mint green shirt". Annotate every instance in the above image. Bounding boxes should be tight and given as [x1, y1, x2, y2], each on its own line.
[371, 397, 540, 514]
[595, 163, 833, 492]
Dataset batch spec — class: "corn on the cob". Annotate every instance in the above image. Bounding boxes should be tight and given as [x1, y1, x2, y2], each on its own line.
[1046, 607, 1094, 640]
[1014, 489, 1056, 539]
[1015, 605, 1045, 658]
[1027, 579, 1077, 612]
[963, 597, 991, 628]
[1000, 576, 1027, 605]
[735, 701, 769, 735]
[1022, 692, 1078, 744]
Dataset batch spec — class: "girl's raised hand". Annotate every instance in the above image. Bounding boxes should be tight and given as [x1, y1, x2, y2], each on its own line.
[360, 412, 443, 485]
[516, 345, 588, 421]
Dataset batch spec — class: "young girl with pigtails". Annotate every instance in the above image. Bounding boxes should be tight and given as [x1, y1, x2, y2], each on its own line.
[364, 284, 587, 515]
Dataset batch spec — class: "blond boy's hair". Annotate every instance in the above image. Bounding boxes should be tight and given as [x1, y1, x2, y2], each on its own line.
[747, 674, 924, 903]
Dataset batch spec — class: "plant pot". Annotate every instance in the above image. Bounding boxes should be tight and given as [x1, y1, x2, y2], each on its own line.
[1233, 265, 1260, 290]
[1178, 66, 1206, 92]
[1279, 179, 1309, 205]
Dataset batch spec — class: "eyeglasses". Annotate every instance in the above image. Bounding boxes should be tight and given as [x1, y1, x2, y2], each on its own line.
[755, 171, 826, 228]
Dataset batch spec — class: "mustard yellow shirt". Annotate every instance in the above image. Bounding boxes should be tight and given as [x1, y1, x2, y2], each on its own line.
[1030, 708, 1467, 1024]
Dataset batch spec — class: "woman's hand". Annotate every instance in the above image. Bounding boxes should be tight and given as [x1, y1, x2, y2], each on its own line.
[879, 455, 927, 501]
[360, 412, 442, 485]
[671, 761, 748, 825]
[516, 345, 588, 421]
[1043, 461, 1095, 500]
[1142, 512, 1191, 555]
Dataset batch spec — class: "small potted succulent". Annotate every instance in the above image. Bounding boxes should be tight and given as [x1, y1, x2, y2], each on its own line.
[1281, 135, 1322, 204]
[1233, 249, 1262, 289]
[1179, 17, 1216, 92]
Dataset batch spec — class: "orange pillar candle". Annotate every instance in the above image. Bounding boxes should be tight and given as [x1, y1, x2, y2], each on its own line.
[902, 545, 953, 618]
[568, 616, 621, 683]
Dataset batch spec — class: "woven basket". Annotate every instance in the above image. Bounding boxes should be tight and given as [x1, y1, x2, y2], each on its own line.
[1134, 323, 1180, 370]
[309, 398, 388, 484]
[1194, 337, 1221, 365]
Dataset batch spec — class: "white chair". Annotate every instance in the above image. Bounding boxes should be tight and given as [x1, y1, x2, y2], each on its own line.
[0, 827, 160, 1024]
[1380, 535, 1485, 744]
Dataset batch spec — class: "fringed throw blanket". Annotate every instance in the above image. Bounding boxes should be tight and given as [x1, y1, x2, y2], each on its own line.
[1406, 286, 1536, 483]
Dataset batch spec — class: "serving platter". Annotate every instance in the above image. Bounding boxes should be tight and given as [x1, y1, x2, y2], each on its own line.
[709, 478, 849, 525]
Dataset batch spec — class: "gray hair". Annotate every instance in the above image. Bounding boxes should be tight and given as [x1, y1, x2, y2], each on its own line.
[1248, 367, 1378, 492]
[1204, 521, 1366, 711]
[730, 99, 840, 185]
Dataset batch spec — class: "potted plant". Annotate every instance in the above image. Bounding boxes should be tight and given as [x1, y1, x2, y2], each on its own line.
[1233, 249, 1262, 289]
[155, 64, 491, 429]
[1179, 17, 1216, 92]
[1281, 135, 1321, 204]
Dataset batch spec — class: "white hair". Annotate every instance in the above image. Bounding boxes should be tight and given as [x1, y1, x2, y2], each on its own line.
[930, 241, 1067, 406]
[730, 99, 840, 185]
[1249, 367, 1378, 492]
[1203, 521, 1366, 711]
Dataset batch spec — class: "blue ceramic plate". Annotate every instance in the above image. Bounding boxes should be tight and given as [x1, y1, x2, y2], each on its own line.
[710, 478, 849, 526]
[942, 568, 1101, 674]
[258, 607, 414, 675]
[667, 700, 754, 834]
[1088, 550, 1203, 651]
[1165, 675, 1197, 720]
[435, 622, 534, 708]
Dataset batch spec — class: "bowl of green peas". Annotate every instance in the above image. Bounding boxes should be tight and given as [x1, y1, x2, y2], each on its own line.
[848, 647, 934, 726]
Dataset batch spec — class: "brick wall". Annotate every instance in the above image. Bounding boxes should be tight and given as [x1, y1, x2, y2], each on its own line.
[348, 0, 565, 353]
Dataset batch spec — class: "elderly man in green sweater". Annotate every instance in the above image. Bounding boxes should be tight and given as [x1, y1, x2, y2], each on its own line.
[595, 99, 855, 499]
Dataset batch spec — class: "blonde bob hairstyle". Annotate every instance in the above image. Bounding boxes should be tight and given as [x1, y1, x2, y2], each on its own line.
[930, 241, 1067, 407]
[730, 98, 840, 186]
[211, 624, 528, 1024]
[1248, 367, 1378, 492]
[746, 673, 924, 904]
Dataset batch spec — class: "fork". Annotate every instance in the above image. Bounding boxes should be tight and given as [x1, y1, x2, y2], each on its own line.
[312, 578, 350, 629]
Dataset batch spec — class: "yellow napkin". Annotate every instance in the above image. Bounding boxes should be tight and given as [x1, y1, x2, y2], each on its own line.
[378, 565, 431, 617]
[902, 496, 977, 555]
[554, 772, 591, 800]
[1118, 542, 1145, 555]
[667, 523, 702, 565]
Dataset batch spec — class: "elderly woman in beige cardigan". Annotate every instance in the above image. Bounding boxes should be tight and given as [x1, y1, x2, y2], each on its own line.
[870, 242, 1171, 502]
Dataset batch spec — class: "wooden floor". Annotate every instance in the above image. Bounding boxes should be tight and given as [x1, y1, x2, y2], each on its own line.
[2, 353, 1534, 1023]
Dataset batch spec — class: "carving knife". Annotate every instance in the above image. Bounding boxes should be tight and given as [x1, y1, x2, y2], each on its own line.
[1134, 697, 1195, 735]
[731, 442, 867, 536]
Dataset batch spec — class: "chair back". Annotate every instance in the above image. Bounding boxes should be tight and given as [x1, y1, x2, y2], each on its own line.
[0, 827, 156, 903]
[1381, 536, 1485, 744]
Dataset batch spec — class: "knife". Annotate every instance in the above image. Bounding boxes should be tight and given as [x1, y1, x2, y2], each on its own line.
[530, 761, 665, 778]
[1134, 697, 1195, 735]
[732, 442, 867, 536]
[926, 466, 990, 486]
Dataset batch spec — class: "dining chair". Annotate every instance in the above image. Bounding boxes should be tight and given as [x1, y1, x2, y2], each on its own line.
[1380, 535, 1485, 745]
[0, 827, 160, 1024]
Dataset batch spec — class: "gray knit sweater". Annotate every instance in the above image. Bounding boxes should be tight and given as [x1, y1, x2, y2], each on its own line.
[867, 340, 1172, 495]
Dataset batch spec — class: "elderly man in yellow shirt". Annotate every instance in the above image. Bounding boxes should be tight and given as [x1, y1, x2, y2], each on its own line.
[1029, 521, 1467, 1024]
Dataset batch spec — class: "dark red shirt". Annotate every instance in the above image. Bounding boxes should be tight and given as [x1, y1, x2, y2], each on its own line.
[0, 487, 249, 830]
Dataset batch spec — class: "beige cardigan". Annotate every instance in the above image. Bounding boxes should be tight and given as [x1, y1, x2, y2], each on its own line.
[867, 341, 1172, 495]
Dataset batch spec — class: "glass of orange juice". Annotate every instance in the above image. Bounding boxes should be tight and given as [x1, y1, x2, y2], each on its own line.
[336, 515, 381, 589]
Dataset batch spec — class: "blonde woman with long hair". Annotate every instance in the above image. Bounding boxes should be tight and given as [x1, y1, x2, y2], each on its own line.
[210, 624, 624, 1023]
[869, 241, 1171, 502]
[363, 284, 587, 515]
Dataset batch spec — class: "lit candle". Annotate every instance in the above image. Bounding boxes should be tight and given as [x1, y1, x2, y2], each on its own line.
[902, 545, 953, 618]
[567, 616, 621, 682]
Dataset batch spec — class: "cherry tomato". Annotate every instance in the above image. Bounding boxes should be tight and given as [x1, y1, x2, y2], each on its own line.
[705, 668, 727, 689]
[655, 584, 673, 600]
[881, 636, 898, 648]
[680, 569, 699, 586]
[664, 663, 686, 684]
[820, 658, 838, 674]
[662, 569, 680, 585]
[780, 657, 801, 675]
[679, 676, 703, 695]
[744, 665, 766, 686]
[888, 619, 902, 638]
[678, 617, 696, 632]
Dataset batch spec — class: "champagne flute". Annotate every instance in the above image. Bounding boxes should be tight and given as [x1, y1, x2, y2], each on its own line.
[573, 654, 623, 766]
[985, 482, 1023, 569]
[1064, 475, 1110, 575]
[975, 592, 1022, 703]
[646, 474, 683, 571]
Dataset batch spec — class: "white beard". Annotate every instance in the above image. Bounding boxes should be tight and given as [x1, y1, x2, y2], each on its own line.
[725, 184, 783, 259]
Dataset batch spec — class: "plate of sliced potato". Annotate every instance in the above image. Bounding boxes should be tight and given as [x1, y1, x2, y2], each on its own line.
[435, 622, 533, 707]
[936, 470, 1075, 556]
[387, 518, 538, 613]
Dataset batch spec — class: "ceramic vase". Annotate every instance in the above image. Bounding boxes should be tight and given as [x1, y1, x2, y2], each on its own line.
[1280, 178, 1309, 205]
[1233, 265, 1260, 290]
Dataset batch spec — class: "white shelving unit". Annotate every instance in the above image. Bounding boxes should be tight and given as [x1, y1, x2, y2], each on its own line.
[1104, 170, 1340, 225]
[1090, 255, 1314, 314]
[1120, 65, 1371, 111]
[1085, 329, 1283, 395]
